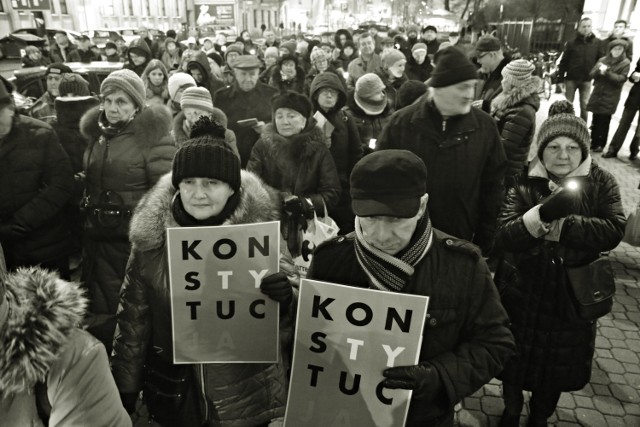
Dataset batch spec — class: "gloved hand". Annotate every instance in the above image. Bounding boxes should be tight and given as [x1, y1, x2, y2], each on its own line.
[119, 391, 138, 414]
[260, 272, 293, 310]
[283, 195, 314, 219]
[0, 223, 27, 240]
[539, 185, 579, 222]
[382, 361, 441, 400]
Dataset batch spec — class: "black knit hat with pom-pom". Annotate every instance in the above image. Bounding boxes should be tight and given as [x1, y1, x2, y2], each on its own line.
[537, 100, 590, 161]
[171, 116, 241, 190]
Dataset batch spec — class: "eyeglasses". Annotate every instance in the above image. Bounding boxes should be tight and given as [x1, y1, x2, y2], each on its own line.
[544, 144, 582, 154]
[477, 52, 490, 60]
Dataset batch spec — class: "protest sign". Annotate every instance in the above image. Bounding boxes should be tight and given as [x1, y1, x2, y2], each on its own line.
[167, 221, 280, 363]
[284, 279, 429, 427]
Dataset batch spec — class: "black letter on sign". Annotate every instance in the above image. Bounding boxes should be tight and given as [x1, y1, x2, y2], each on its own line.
[248, 236, 270, 258]
[376, 380, 393, 405]
[309, 331, 327, 353]
[185, 271, 200, 290]
[212, 238, 237, 260]
[339, 371, 361, 395]
[311, 295, 334, 320]
[182, 240, 202, 260]
[307, 364, 324, 387]
[301, 239, 315, 262]
[186, 301, 201, 320]
[385, 307, 413, 333]
[249, 299, 266, 319]
[346, 302, 373, 327]
[216, 300, 235, 319]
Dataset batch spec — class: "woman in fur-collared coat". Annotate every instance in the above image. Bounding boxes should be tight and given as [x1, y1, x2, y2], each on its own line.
[490, 59, 541, 181]
[79, 70, 176, 354]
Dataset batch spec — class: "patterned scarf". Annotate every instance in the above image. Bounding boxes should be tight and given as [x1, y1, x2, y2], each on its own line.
[355, 214, 433, 292]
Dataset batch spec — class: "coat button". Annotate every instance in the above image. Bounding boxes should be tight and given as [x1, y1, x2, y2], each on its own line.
[430, 318, 437, 326]
[337, 236, 345, 243]
[445, 239, 453, 245]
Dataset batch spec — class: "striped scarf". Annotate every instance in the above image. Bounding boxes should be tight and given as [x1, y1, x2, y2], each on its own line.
[355, 214, 433, 292]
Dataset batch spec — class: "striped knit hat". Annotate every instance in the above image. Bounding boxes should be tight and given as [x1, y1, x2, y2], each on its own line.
[501, 59, 536, 89]
[180, 86, 213, 113]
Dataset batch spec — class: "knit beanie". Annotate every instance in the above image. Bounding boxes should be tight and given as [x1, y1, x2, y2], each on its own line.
[271, 90, 312, 118]
[224, 44, 244, 62]
[310, 48, 328, 64]
[411, 43, 427, 54]
[280, 40, 297, 56]
[207, 50, 223, 67]
[279, 53, 298, 67]
[396, 80, 427, 109]
[427, 47, 478, 88]
[608, 38, 628, 51]
[383, 49, 407, 68]
[46, 62, 72, 76]
[407, 24, 420, 36]
[172, 117, 241, 190]
[58, 73, 91, 97]
[264, 46, 279, 59]
[168, 72, 197, 100]
[101, 69, 146, 109]
[355, 73, 387, 115]
[501, 59, 536, 89]
[180, 86, 213, 113]
[536, 101, 590, 161]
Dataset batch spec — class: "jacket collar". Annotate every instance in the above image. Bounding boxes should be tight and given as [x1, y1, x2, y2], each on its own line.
[409, 94, 479, 135]
[528, 154, 592, 179]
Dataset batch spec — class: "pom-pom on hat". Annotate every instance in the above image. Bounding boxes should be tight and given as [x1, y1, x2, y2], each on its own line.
[536, 100, 590, 161]
[100, 69, 146, 110]
[355, 73, 387, 115]
[168, 72, 197, 100]
[501, 59, 536, 89]
[180, 86, 213, 113]
[427, 47, 478, 88]
[383, 49, 406, 68]
[271, 90, 312, 119]
[59, 73, 91, 97]
[172, 116, 241, 190]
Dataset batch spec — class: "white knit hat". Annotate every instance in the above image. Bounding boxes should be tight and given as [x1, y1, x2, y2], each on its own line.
[168, 72, 197, 100]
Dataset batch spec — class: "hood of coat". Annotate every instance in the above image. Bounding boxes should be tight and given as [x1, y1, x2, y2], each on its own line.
[491, 76, 542, 114]
[0, 268, 87, 396]
[54, 96, 101, 128]
[79, 103, 173, 146]
[187, 51, 213, 85]
[128, 37, 152, 60]
[309, 72, 347, 112]
[334, 29, 353, 47]
[129, 171, 282, 252]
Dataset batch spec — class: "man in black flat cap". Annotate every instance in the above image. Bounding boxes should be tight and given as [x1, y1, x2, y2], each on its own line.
[213, 55, 279, 167]
[305, 149, 515, 427]
[471, 35, 508, 113]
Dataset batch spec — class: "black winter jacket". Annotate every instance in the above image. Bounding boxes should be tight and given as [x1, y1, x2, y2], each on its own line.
[476, 57, 510, 113]
[624, 58, 640, 110]
[53, 96, 100, 174]
[343, 92, 393, 154]
[405, 55, 433, 82]
[495, 158, 625, 391]
[374, 67, 408, 111]
[559, 33, 605, 82]
[268, 64, 306, 94]
[308, 229, 515, 426]
[377, 94, 507, 255]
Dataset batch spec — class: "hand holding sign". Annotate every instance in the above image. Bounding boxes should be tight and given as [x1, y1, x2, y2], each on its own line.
[260, 272, 293, 311]
[382, 361, 441, 400]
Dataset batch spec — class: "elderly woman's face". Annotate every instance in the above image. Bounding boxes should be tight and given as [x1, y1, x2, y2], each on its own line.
[275, 107, 306, 136]
[542, 136, 582, 178]
[179, 177, 235, 219]
[103, 88, 137, 124]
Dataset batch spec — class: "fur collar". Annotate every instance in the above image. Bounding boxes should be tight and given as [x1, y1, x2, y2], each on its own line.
[79, 103, 173, 145]
[491, 76, 542, 114]
[259, 120, 327, 159]
[129, 171, 282, 252]
[528, 155, 593, 179]
[0, 268, 87, 396]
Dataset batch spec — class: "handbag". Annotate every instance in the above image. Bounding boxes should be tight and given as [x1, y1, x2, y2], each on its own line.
[622, 206, 640, 247]
[565, 257, 615, 321]
[293, 208, 339, 277]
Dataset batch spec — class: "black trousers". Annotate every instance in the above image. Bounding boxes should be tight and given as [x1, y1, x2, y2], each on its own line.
[590, 113, 612, 150]
[502, 382, 562, 424]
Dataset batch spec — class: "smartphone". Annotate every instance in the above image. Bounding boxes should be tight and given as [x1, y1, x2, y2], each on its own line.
[368, 138, 377, 150]
[237, 118, 259, 127]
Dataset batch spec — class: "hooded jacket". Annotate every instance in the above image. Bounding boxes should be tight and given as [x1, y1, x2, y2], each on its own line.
[111, 171, 295, 427]
[587, 41, 631, 115]
[490, 76, 541, 179]
[187, 51, 225, 98]
[0, 268, 130, 427]
[160, 37, 183, 71]
[124, 37, 152, 76]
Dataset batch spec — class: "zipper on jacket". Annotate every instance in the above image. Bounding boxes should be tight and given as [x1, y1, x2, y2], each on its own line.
[199, 364, 209, 422]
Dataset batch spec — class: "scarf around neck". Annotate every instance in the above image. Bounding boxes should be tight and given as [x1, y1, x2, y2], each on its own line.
[355, 213, 433, 292]
[171, 191, 240, 227]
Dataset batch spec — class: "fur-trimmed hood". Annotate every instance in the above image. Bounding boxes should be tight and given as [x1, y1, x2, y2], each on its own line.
[0, 268, 87, 396]
[79, 103, 173, 146]
[491, 76, 542, 115]
[129, 170, 283, 252]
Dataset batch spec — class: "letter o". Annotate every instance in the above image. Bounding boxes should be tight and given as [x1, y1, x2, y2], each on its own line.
[346, 302, 373, 327]
[213, 238, 237, 260]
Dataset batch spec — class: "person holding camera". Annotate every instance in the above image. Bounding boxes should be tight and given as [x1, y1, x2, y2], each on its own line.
[493, 101, 626, 427]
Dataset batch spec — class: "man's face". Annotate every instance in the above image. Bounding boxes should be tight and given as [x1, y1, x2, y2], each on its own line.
[359, 208, 423, 255]
[432, 80, 476, 116]
[613, 22, 626, 37]
[166, 42, 176, 53]
[423, 30, 437, 42]
[203, 39, 213, 50]
[578, 20, 592, 36]
[369, 27, 378, 36]
[54, 33, 69, 47]
[265, 31, 275, 43]
[477, 50, 499, 73]
[412, 50, 427, 64]
[234, 68, 259, 91]
[610, 45, 625, 58]
[359, 36, 374, 55]
[46, 73, 63, 97]
[407, 31, 417, 40]
[449, 35, 460, 44]
[78, 39, 91, 50]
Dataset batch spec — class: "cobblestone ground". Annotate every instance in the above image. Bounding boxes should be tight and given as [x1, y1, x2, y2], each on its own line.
[454, 92, 640, 427]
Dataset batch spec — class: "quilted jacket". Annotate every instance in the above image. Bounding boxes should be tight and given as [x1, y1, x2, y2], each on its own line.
[494, 157, 625, 391]
[112, 171, 296, 427]
[587, 47, 631, 115]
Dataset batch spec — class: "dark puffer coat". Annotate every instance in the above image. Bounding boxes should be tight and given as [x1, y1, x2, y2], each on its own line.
[0, 115, 73, 270]
[112, 171, 295, 427]
[343, 91, 393, 154]
[79, 104, 176, 350]
[308, 229, 515, 426]
[309, 72, 363, 232]
[495, 158, 625, 391]
[490, 77, 541, 180]
[587, 47, 631, 115]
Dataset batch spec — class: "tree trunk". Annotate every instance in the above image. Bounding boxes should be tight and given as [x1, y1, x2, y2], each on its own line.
[460, 0, 472, 21]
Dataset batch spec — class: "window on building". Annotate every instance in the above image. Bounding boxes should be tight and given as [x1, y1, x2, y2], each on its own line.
[128, 0, 134, 15]
[144, 0, 151, 16]
[0, 1, 4, 12]
[59, 0, 68, 14]
[159, 0, 166, 16]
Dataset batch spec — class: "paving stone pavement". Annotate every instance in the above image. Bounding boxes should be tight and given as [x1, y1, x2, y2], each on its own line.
[454, 92, 640, 427]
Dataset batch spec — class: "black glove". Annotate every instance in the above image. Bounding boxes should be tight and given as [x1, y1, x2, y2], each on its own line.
[260, 272, 293, 310]
[119, 391, 138, 414]
[539, 185, 579, 222]
[283, 196, 315, 231]
[0, 223, 27, 241]
[382, 361, 441, 400]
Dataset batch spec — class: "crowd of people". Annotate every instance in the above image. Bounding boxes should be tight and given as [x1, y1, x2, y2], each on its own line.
[0, 17, 636, 427]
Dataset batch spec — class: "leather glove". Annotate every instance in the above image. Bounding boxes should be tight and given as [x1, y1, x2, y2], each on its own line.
[119, 391, 138, 414]
[260, 272, 293, 311]
[382, 361, 441, 400]
[283, 195, 315, 231]
[539, 185, 579, 222]
[0, 223, 27, 240]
